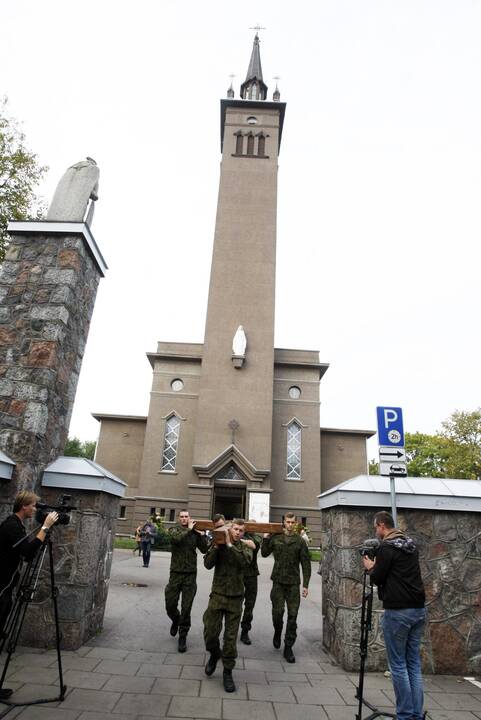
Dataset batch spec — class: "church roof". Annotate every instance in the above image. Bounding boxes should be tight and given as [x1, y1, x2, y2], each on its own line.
[245, 33, 263, 83]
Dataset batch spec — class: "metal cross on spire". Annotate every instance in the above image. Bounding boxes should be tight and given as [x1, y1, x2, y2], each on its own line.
[249, 24, 266, 34]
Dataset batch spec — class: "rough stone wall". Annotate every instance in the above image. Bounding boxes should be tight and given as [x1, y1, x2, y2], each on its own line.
[0, 230, 101, 509]
[321, 506, 481, 674]
[19, 487, 118, 649]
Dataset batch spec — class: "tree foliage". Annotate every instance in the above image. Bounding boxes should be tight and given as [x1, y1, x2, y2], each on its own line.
[63, 437, 96, 460]
[0, 97, 47, 261]
[369, 408, 481, 479]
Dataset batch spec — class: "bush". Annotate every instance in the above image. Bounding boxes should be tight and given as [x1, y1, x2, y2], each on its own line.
[152, 515, 171, 550]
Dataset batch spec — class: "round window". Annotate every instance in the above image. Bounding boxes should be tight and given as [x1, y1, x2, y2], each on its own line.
[246, 116, 258, 125]
[171, 379, 184, 392]
[288, 386, 301, 399]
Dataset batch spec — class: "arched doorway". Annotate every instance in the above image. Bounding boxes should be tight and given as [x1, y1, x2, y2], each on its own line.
[213, 463, 246, 520]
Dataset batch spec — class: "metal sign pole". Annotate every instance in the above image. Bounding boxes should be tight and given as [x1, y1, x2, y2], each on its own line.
[389, 473, 397, 526]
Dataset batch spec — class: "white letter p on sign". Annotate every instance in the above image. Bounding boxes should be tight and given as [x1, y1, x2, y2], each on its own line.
[384, 409, 398, 428]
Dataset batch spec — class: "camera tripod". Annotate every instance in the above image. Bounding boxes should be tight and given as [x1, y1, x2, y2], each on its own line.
[0, 532, 66, 718]
[355, 569, 395, 720]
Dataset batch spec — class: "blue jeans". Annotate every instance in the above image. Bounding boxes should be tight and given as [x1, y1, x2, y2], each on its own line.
[382, 607, 427, 720]
[141, 541, 152, 567]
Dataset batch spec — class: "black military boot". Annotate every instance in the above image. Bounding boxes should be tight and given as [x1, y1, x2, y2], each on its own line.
[223, 669, 236, 693]
[240, 628, 251, 645]
[170, 618, 179, 637]
[178, 632, 187, 653]
[273, 627, 282, 649]
[205, 650, 220, 676]
[283, 644, 295, 663]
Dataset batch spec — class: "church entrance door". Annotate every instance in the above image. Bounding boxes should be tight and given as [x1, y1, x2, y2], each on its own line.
[213, 485, 245, 520]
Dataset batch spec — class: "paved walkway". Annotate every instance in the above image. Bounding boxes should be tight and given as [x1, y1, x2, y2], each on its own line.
[0, 549, 480, 719]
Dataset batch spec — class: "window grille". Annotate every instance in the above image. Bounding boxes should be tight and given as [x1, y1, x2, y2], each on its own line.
[287, 421, 302, 480]
[161, 415, 181, 471]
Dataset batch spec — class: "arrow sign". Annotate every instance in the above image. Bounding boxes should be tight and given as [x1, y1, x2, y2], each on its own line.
[379, 445, 407, 464]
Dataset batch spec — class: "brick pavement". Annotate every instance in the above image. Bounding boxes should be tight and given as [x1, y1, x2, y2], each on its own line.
[0, 549, 479, 719]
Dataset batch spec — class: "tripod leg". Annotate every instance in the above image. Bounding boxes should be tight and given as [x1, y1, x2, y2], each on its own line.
[47, 538, 66, 700]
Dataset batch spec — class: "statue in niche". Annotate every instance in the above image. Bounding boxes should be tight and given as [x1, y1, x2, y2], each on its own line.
[47, 157, 99, 226]
[232, 326, 247, 357]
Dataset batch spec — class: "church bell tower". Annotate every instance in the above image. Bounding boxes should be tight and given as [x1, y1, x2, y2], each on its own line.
[192, 35, 286, 502]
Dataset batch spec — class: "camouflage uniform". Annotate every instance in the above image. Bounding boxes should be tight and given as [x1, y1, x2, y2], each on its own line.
[203, 541, 252, 669]
[261, 532, 311, 647]
[165, 524, 208, 636]
[240, 532, 261, 633]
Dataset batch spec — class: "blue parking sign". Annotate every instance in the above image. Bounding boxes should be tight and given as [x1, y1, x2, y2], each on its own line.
[376, 406, 404, 446]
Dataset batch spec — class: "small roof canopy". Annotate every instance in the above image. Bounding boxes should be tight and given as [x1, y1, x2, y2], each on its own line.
[0, 449, 15, 481]
[318, 474, 481, 513]
[42, 457, 126, 498]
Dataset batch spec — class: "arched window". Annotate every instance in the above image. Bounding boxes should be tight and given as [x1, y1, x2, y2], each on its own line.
[161, 414, 181, 472]
[257, 134, 266, 156]
[286, 420, 302, 480]
[247, 133, 254, 155]
[234, 131, 243, 155]
[250, 83, 258, 100]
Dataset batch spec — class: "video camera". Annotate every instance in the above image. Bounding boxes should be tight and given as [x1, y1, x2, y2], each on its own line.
[358, 538, 380, 560]
[35, 494, 76, 526]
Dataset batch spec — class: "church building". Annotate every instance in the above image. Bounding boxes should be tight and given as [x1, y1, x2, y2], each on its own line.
[94, 35, 373, 543]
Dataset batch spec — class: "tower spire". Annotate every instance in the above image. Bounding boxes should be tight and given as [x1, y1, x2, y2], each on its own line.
[240, 33, 268, 101]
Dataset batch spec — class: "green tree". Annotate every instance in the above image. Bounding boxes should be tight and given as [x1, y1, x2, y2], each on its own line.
[404, 431, 450, 478]
[64, 437, 96, 460]
[441, 409, 481, 479]
[368, 459, 379, 475]
[0, 97, 47, 261]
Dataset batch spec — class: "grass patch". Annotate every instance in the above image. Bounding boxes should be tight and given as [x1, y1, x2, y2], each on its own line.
[114, 537, 137, 550]
[309, 549, 322, 562]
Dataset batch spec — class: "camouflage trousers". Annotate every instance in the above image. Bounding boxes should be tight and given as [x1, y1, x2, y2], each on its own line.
[165, 572, 197, 635]
[241, 575, 258, 631]
[203, 592, 243, 670]
[270, 582, 300, 647]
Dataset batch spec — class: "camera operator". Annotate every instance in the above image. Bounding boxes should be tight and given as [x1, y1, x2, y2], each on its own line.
[362, 510, 426, 720]
[0, 491, 58, 698]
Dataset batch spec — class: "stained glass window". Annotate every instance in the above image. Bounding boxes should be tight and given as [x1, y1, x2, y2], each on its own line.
[161, 415, 181, 472]
[287, 421, 301, 480]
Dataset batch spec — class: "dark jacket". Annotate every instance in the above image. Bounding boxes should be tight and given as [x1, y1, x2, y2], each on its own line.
[261, 532, 311, 588]
[204, 541, 252, 597]
[0, 515, 43, 589]
[168, 524, 208, 573]
[369, 530, 425, 609]
[243, 532, 261, 578]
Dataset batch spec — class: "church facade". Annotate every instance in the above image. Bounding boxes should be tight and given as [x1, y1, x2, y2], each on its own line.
[94, 36, 373, 544]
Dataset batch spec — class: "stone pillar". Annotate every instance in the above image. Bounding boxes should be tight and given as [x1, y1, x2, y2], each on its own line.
[321, 506, 481, 674]
[19, 484, 120, 649]
[0, 221, 107, 512]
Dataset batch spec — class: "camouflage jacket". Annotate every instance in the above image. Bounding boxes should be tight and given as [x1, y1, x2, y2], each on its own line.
[168, 525, 209, 574]
[204, 541, 252, 596]
[243, 532, 261, 577]
[261, 532, 311, 588]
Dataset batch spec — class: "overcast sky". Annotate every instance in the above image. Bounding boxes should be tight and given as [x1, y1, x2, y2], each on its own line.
[3, 0, 480, 459]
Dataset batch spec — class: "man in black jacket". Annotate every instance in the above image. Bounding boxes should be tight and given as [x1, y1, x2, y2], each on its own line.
[362, 510, 426, 720]
[0, 491, 58, 699]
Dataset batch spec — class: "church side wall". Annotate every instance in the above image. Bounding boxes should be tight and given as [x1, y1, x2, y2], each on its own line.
[137, 357, 201, 523]
[270, 364, 321, 543]
[320, 432, 368, 492]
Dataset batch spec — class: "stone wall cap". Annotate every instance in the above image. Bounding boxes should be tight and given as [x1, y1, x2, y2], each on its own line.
[0, 449, 15, 481]
[42, 456, 127, 498]
[318, 474, 481, 513]
[7, 220, 108, 277]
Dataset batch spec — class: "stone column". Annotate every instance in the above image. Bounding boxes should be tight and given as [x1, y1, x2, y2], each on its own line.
[0, 221, 107, 513]
[321, 505, 481, 674]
